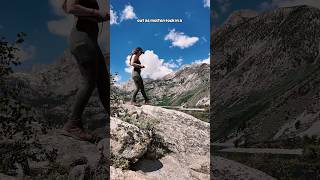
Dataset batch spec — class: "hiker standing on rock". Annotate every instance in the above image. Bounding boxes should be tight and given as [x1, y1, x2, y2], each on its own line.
[61, 0, 110, 142]
[130, 47, 150, 105]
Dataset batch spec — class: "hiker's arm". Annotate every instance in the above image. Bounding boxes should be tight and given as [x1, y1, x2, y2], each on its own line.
[130, 55, 144, 68]
[65, 0, 109, 20]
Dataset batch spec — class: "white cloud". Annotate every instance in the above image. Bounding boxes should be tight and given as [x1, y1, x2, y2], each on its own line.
[163, 58, 184, 68]
[110, 4, 137, 25]
[120, 5, 137, 21]
[125, 50, 175, 80]
[261, 0, 320, 10]
[204, 0, 210, 8]
[192, 54, 210, 64]
[47, 16, 74, 37]
[49, 0, 66, 16]
[176, 58, 183, 66]
[110, 5, 119, 25]
[47, 0, 73, 37]
[164, 60, 179, 69]
[164, 29, 199, 49]
[16, 45, 37, 62]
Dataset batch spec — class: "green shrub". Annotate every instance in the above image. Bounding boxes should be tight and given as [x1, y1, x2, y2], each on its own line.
[110, 153, 130, 170]
[0, 33, 51, 176]
[145, 133, 171, 160]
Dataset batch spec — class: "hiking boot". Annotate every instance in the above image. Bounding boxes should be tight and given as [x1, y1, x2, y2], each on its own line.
[62, 119, 94, 142]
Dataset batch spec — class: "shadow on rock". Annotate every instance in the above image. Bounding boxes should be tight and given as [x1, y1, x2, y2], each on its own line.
[132, 159, 163, 172]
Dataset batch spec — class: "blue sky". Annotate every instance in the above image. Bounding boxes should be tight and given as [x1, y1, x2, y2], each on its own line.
[0, 0, 69, 70]
[0, 0, 107, 71]
[110, 0, 210, 82]
[1, 0, 316, 76]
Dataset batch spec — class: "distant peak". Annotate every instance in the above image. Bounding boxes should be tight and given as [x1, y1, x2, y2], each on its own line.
[224, 9, 259, 26]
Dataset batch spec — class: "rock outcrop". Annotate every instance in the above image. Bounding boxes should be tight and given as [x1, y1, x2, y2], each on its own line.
[110, 104, 210, 180]
[110, 117, 151, 163]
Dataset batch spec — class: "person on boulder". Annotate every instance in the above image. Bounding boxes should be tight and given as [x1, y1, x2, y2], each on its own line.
[60, 0, 110, 142]
[129, 47, 150, 105]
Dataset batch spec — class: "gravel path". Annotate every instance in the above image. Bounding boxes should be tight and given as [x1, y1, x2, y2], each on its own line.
[218, 148, 303, 155]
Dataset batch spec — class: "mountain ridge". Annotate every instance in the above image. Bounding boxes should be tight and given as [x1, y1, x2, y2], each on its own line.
[117, 63, 210, 107]
[212, 5, 320, 144]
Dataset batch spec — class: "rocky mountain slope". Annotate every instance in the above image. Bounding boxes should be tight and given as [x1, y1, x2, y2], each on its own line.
[1, 104, 276, 179]
[117, 63, 210, 107]
[212, 5, 320, 144]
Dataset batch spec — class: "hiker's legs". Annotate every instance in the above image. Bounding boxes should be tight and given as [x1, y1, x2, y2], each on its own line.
[139, 77, 149, 101]
[62, 26, 101, 142]
[131, 76, 140, 102]
[63, 41, 96, 142]
[70, 45, 96, 121]
[95, 45, 110, 115]
[67, 29, 99, 122]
